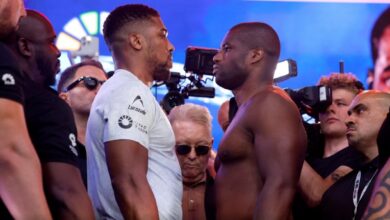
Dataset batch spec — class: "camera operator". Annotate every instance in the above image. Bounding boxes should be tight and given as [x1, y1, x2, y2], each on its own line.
[293, 73, 364, 219]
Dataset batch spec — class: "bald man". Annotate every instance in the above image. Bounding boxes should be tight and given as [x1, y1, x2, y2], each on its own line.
[0, 1, 51, 219]
[212, 22, 307, 219]
[5, 10, 94, 220]
[361, 102, 390, 220]
[320, 91, 390, 220]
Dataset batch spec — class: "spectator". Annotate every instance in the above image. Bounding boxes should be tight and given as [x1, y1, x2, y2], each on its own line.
[362, 106, 390, 220]
[294, 73, 364, 219]
[57, 59, 107, 185]
[0, 1, 51, 219]
[5, 10, 94, 220]
[320, 91, 390, 220]
[168, 103, 216, 220]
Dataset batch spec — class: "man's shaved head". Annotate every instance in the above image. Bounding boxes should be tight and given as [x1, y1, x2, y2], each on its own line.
[354, 90, 390, 109]
[17, 10, 54, 40]
[11, 9, 60, 86]
[230, 22, 281, 59]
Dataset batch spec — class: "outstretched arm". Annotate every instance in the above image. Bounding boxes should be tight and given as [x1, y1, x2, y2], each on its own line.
[105, 140, 158, 220]
[299, 161, 353, 207]
[251, 92, 307, 220]
[0, 99, 52, 219]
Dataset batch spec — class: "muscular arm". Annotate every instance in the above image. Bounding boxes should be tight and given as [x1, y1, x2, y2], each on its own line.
[251, 92, 307, 220]
[362, 158, 390, 220]
[42, 162, 94, 220]
[299, 161, 352, 207]
[0, 99, 52, 219]
[105, 140, 158, 220]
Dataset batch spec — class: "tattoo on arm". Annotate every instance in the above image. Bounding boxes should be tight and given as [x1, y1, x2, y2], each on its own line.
[331, 173, 342, 182]
[364, 171, 390, 219]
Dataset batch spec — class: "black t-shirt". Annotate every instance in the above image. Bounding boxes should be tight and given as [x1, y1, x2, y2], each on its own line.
[0, 42, 24, 103]
[24, 78, 87, 213]
[0, 42, 26, 219]
[24, 77, 82, 167]
[292, 147, 364, 220]
[77, 140, 87, 188]
[378, 109, 390, 166]
[0, 77, 85, 219]
[308, 146, 364, 178]
[320, 157, 379, 220]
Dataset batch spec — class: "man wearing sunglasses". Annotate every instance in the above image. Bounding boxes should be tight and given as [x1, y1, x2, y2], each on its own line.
[57, 59, 107, 186]
[168, 103, 216, 220]
[4, 10, 94, 220]
[86, 4, 182, 220]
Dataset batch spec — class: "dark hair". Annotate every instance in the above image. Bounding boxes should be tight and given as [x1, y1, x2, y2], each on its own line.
[371, 6, 390, 65]
[57, 59, 105, 92]
[103, 4, 159, 46]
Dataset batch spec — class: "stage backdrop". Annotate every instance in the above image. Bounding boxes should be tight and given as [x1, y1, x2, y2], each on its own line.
[25, 0, 389, 149]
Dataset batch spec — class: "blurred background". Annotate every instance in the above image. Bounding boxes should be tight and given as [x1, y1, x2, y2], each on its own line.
[25, 0, 390, 149]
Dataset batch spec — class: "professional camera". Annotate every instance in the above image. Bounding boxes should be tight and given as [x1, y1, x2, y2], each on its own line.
[284, 85, 332, 120]
[184, 47, 217, 75]
[160, 46, 218, 113]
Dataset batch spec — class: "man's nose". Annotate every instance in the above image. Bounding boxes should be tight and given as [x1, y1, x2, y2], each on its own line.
[213, 51, 222, 63]
[187, 148, 197, 160]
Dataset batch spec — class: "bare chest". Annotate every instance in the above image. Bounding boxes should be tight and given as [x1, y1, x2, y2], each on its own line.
[217, 116, 254, 165]
[182, 185, 206, 220]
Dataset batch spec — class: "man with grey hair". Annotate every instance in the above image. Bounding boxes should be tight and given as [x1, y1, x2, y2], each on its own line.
[168, 103, 216, 220]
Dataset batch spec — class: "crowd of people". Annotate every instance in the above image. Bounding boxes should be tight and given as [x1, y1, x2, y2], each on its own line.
[0, 1, 390, 220]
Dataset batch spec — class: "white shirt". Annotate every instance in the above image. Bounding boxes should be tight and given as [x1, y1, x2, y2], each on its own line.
[86, 69, 183, 220]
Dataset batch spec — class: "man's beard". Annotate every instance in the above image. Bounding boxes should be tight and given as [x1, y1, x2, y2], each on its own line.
[36, 56, 57, 87]
[153, 62, 171, 82]
[147, 52, 171, 81]
[216, 69, 247, 91]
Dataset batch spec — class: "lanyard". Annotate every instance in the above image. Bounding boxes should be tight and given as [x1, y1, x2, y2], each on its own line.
[352, 169, 378, 220]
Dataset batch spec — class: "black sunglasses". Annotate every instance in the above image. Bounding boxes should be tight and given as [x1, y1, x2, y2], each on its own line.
[175, 144, 210, 156]
[65, 76, 105, 92]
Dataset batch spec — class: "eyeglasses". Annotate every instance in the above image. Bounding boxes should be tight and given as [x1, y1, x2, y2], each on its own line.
[65, 76, 105, 92]
[175, 144, 210, 156]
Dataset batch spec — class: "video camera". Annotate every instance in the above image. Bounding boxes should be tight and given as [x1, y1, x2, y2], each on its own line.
[160, 47, 218, 113]
[160, 46, 332, 117]
[284, 86, 332, 120]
